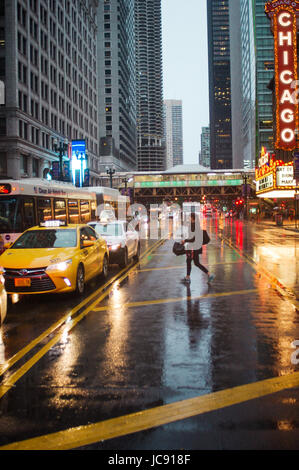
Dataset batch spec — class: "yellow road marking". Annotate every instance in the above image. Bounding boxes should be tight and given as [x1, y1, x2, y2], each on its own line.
[2, 371, 299, 450]
[0, 238, 166, 399]
[93, 288, 259, 311]
[0, 239, 163, 377]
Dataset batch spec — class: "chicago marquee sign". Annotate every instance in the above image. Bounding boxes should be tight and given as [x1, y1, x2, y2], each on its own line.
[265, 0, 299, 150]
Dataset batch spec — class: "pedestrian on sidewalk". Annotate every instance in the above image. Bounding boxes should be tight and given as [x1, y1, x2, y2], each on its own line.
[181, 212, 215, 284]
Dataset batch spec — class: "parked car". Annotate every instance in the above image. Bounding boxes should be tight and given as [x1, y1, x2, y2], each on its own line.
[0, 221, 109, 296]
[88, 220, 140, 268]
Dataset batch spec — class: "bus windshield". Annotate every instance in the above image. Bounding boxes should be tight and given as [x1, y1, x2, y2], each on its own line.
[0, 197, 22, 233]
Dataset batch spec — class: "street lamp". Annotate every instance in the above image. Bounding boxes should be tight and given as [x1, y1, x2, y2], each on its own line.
[53, 138, 68, 181]
[242, 172, 249, 219]
[106, 166, 115, 188]
[122, 176, 133, 191]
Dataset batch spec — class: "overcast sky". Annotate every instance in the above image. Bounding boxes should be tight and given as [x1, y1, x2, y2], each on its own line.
[161, 0, 210, 165]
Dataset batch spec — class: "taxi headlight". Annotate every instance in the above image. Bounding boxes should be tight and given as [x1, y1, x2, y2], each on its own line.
[46, 259, 72, 272]
[0, 266, 5, 275]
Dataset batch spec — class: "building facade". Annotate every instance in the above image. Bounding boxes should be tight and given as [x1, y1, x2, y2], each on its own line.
[0, 0, 100, 184]
[207, 0, 233, 170]
[135, 0, 165, 172]
[200, 126, 210, 168]
[97, 0, 137, 173]
[255, 0, 274, 156]
[163, 99, 183, 169]
[229, 0, 256, 169]
[229, 0, 274, 170]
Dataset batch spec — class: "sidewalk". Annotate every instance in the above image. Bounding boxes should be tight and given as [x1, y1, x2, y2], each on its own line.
[217, 218, 299, 307]
[253, 218, 299, 233]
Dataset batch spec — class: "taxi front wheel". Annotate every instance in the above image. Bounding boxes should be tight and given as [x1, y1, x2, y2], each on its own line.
[101, 254, 108, 279]
[75, 264, 85, 295]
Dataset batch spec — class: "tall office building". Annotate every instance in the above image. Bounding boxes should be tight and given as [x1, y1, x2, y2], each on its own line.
[163, 99, 183, 169]
[0, 0, 100, 183]
[97, 0, 137, 172]
[200, 126, 210, 168]
[255, 0, 274, 155]
[229, 0, 274, 169]
[135, 0, 166, 171]
[207, 0, 233, 170]
[230, 0, 256, 169]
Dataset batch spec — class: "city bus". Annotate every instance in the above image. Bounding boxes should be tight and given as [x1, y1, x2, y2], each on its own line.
[87, 186, 130, 220]
[0, 179, 129, 248]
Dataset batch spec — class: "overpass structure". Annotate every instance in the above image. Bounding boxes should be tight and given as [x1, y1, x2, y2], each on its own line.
[130, 164, 255, 207]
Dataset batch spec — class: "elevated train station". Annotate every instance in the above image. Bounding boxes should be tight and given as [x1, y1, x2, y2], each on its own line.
[131, 164, 255, 207]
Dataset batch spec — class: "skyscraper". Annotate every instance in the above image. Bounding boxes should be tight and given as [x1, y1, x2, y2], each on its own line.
[0, 0, 100, 183]
[163, 99, 183, 169]
[97, 0, 137, 172]
[230, 0, 256, 169]
[255, 0, 274, 155]
[207, 0, 233, 170]
[135, 0, 166, 171]
[200, 126, 210, 168]
[229, 0, 274, 169]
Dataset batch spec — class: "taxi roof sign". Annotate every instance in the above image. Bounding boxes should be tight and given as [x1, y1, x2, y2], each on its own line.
[40, 220, 67, 227]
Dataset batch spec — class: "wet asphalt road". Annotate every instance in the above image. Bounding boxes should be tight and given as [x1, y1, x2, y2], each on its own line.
[0, 217, 299, 450]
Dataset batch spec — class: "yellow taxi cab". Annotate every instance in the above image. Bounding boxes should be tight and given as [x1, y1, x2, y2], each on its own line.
[0, 221, 109, 296]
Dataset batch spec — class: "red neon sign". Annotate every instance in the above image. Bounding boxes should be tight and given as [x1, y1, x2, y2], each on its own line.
[265, 1, 299, 150]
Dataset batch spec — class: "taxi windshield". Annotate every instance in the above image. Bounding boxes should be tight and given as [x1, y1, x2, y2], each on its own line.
[91, 223, 123, 237]
[11, 229, 77, 249]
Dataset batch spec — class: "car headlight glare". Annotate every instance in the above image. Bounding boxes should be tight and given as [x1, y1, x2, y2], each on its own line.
[46, 259, 72, 272]
[109, 243, 121, 251]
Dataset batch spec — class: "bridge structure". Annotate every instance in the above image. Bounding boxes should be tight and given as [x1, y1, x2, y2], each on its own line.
[97, 164, 256, 210]
[126, 165, 255, 208]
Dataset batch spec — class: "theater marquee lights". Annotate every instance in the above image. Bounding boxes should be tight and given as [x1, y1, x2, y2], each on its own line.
[265, 0, 299, 150]
[255, 152, 296, 197]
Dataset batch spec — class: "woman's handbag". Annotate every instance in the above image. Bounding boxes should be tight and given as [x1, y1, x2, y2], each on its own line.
[202, 230, 210, 245]
[172, 242, 186, 256]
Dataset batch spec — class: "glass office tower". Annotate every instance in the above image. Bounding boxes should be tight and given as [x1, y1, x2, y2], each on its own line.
[230, 0, 274, 168]
[255, 0, 274, 156]
[207, 0, 233, 170]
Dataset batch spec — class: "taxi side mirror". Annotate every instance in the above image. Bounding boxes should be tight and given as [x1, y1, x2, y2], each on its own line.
[4, 242, 12, 249]
[82, 239, 96, 248]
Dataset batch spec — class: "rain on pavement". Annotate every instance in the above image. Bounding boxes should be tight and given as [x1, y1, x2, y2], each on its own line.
[0, 217, 299, 450]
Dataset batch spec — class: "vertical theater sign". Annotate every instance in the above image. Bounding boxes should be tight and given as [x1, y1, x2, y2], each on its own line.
[256, 1, 299, 198]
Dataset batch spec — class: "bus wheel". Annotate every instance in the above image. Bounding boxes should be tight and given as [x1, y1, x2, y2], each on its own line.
[75, 264, 85, 295]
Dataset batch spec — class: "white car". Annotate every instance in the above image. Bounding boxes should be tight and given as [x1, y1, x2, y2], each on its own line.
[88, 220, 140, 268]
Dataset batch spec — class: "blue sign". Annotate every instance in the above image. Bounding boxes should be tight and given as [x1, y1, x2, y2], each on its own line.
[71, 140, 88, 187]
